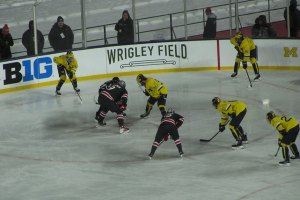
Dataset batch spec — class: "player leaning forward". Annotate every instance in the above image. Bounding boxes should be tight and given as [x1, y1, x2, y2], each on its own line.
[95, 77, 129, 134]
[53, 51, 80, 95]
[212, 97, 248, 149]
[136, 74, 168, 118]
[266, 111, 299, 166]
[148, 108, 184, 159]
[230, 32, 261, 80]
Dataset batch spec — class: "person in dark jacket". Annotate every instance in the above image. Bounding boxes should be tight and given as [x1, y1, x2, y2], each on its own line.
[252, 15, 277, 38]
[284, 0, 300, 37]
[0, 24, 14, 60]
[115, 10, 134, 45]
[203, 7, 217, 39]
[48, 16, 74, 51]
[22, 20, 44, 56]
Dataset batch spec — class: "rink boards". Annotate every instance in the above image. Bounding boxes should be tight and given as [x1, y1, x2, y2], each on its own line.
[0, 39, 299, 93]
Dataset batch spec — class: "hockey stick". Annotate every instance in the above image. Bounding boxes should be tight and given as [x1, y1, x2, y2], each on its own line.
[200, 131, 221, 142]
[199, 121, 230, 142]
[70, 79, 83, 104]
[274, 146, 280, 157]
[244, 68, 253, 88]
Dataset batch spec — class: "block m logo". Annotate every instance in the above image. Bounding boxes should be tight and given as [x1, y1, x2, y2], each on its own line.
[284, 47, 298, 57]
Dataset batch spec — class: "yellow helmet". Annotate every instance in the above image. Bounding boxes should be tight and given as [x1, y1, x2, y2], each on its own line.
[136, 74, 146, 85]
[235, 32, 243, 39]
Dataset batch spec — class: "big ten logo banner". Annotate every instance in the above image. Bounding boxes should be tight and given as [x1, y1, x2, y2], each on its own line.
[284, 47, 298, 58]
[106, 43, 187, 69]
[2, 57, 53, 85]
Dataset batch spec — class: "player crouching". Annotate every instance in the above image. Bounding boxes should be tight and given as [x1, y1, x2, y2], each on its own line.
[148, 108, 184, 159]
[136, 74, 168, 118]
[266, 111, 300, 166]
[95, 77, 129, 134]
[212, 97, 248, 149]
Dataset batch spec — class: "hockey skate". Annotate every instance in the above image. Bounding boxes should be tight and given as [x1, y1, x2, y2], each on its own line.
[179, 151, 184, 158]
[74, 87, 80, 93]
[140, 111, 150, 118]
[97, 120, 107, 126]
[290, 155, 300, 159]
[148, 153, 154, 160]
[242, 134, 248, 144]
[120, 126, 130, 134]
[231, 72, 238, 78]
[232, 141, 244, 150]
[278, 160, 290, 166]
[55, 90, 62, 96]
[253, 74, 261, 81]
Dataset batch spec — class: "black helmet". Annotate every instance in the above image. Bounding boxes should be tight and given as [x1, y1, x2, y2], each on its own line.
[266, 111, 276, 123]
[136, 74, 146, 85]
[166, 107, 175, 115]
[212, 97, 221, 108]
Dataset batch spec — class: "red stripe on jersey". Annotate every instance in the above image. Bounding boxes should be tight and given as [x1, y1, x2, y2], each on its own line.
[174, 139, 181, 145]
[122, 93, 128, 98]
[101, 91, 114, 101]
[116, 115, 125, 119]
[161, 118, 176, 125]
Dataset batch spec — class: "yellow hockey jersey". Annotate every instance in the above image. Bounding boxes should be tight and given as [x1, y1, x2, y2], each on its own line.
[53, 55, 78, 72]
[230, 36, 256, 62]
[217, 100, 247, 125]
[145, 77, 168, 98]
[270, 115, 299, 140]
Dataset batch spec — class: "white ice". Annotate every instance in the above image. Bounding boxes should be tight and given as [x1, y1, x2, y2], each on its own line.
[0, 70, 300, 200]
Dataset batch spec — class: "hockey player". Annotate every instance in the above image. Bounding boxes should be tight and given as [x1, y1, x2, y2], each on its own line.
[96, 77, 129, 134]
[266, 111, 300, 166]
[53, 51, 80, 95]
[212, 97, 248, 149]
[148, 108, 184, 159]
[136, 74, 168, 118]
[230, 32, 261, 80]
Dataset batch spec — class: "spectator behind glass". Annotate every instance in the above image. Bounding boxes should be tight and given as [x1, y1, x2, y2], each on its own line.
[115, 10, 134, 45]
[203, 7, 217, 39]
[22, 20, 45, 56]
[284, 0, 300, 37]
[0, 24, 14, 60]
[252, 15, 277, 38]
[48, 16, 74, 51]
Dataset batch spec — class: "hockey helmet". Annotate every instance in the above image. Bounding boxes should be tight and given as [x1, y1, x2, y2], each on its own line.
[212, 97, 221, 108]
[136, 74, 147, 85]
[166, 107, 175, 115]
[118, 80, 126, 88]
[112, 77, 120, 83]
[66, 51, 74, 63]
[235, 32, 244, 43]
[266, 111, 276, 123]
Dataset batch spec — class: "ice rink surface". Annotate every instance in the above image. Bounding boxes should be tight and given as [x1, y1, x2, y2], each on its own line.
[0, 70, 300, 200]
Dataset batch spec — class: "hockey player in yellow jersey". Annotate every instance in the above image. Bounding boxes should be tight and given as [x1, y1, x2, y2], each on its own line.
[53, 51, 80, 95]
[266, 111, 300, 166]
[212, 97, 248, 149]
[230, 32, 261, 80]
[136, 74, 168, 118]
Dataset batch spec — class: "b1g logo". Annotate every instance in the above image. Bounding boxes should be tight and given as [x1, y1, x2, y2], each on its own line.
[3, 57, 53, 85]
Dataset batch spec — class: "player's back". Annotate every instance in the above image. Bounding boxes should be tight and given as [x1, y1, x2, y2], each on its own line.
[272, 115, 299, 132]
[100, 83, 127, 101]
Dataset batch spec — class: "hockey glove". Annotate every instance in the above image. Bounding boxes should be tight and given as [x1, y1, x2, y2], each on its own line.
[278, 139, 282, 147]
[242, 61, 248, 69]
[219, 123, 225, 132]
[144, 90, 150, 96]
